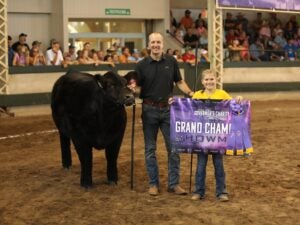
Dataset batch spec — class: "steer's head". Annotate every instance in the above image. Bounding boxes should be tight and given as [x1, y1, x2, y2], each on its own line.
[95, 71, 135, 106]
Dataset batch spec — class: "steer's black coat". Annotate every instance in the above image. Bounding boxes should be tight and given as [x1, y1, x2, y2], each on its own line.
[51, 70, 134, 187]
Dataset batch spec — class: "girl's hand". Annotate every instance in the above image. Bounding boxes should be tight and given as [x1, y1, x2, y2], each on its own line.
[235, 95, 243, 103]
[168, 97, 174, 105]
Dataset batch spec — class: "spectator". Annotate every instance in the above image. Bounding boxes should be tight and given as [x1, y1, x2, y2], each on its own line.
[78, 49, 96, 65]
[46, 41, 64, 65]
[182, 47, 196, 65]
[284, 21, 296, 40]
[199, 48, 210, 63]
[47, 38, 56, 50]
[173, 49, 184, 62]
[104, 54, 113, 63]
[30, 40, 43, 61]
[267, 41, 284, 61]
[111, 53, 120, 64]
[119, 47, 130, 63]
[64, 44, 77, 62]
[224, 12, 236, 32]
[284, 38, 297, 61]
[12, 45, 29, 66]
[268, 13, 282, 29]
[228, 39, 244, 62]
[272, 23, 283, 38]
[226, 29, 236, 46]
[199, 29, 208, 49]
[259, 20, 272, 46]
[195, 13, 207, 29]
[12, 33, 30, 52]
[127, 49, 141, 63]
[139, 48, 149, 60]
[8, 35, 14, 66]
[97, 50, 105, 61]
[274, 29, 287, 48]
[286, 15, 298, 33]
[240, 39, 251, 61]
[180, 9, 193, 30]
[29, 47, 46, 66]
[196, 20, 207, 37]
[30, 40, 42, 54]
[183, 27, 199, 48]
[83, 42, 91, 54]
[249, 38, 269, 61]
[166, 48, 173, 55]
[174, 27, 184, 44]
[251, 12, 263, 34]
[170, 10, 177, 33]
[235, 12, 249, 33]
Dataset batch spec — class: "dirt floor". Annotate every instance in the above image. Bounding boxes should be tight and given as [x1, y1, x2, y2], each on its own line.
[0, 100, 299, 225]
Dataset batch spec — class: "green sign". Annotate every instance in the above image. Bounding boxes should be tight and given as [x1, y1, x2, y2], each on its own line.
[105, 8, 131, 16]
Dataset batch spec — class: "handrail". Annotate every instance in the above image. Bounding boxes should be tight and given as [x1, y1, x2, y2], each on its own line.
[166, 29, 184, 46]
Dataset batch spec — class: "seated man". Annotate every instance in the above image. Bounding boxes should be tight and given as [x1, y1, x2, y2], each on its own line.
[46, 41, 64, 65]
[249, 38, 269, 61]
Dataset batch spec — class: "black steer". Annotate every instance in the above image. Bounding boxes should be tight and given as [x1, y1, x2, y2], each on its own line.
[51, 70, 135, 188]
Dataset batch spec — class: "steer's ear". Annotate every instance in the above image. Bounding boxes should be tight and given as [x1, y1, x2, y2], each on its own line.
[124, 71, 139, 85]
[94, 74, 105, 88]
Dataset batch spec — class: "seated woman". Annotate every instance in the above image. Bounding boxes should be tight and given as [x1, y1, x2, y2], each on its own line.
[228, 39, 245, 62]
[78, 49, 95, 65]
[13, 45, 30, 66]
[29, 47, 46, 66]
[173, 49, 184, 62]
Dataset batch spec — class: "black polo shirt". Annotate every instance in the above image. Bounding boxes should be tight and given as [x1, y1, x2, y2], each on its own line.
[135, 54, 182, 102]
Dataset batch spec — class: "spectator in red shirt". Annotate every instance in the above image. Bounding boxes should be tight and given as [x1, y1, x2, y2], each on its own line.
[180, 9, 193, 30]
[182, 46, 196, 65]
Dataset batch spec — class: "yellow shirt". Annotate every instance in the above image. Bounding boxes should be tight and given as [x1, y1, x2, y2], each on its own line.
[192, 89, 232, 100]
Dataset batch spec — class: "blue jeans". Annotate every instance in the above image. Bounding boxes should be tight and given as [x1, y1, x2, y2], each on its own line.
[194, 153, 227, 197]
[142, 104, 180, 188]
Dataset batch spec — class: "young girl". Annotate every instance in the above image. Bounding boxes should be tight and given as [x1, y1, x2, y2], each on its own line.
[191, 69, 242, 202]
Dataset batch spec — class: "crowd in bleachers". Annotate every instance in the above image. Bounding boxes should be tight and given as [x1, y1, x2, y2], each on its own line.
[170, 9, 300, 62]
[8, 10, 300, 67]
[7, 34, 151, 68]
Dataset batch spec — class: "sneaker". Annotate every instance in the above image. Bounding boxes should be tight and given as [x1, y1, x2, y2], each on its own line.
[148, 186, 159, 196]
[168, 185, 187, 195]
[191, 194, 204, 201]
[218, 194, 229, 202]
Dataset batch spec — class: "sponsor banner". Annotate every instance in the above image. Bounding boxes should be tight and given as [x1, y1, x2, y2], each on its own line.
[217, 0, 300, 11]
[170, 98, 253, 155]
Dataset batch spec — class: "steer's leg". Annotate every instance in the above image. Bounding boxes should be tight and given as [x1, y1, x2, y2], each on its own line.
[73, 139, 93, 188]
[59, 131, 72, 169]
[105, 138, 122, 184]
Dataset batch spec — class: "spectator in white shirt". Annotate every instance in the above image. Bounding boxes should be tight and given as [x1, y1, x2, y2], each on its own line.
[46, 41, 64, 65]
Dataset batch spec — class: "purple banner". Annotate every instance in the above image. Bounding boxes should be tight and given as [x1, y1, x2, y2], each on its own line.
[218, 0, 300, 11]
[170, 98, 254, 155]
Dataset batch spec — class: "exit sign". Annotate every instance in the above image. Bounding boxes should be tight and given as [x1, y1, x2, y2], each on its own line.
[105, 8, 131, 15]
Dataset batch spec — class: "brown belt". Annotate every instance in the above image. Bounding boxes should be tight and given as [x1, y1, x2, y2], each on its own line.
[143, 99, 169, 108]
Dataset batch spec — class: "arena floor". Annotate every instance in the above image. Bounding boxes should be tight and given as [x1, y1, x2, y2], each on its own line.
[0, 100, 299, 225]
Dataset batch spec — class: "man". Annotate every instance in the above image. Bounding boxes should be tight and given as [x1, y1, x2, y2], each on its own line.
[180, 9, 193, 30]
[12, 33, 30, 52]
[183, 27, 199, 49]
[46, 40, 64, 65]
[134, 32, 194, 196]
[8, 35, 14, 66]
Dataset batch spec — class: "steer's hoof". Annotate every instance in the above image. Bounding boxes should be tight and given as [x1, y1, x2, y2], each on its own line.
[105, 180, 118, 186]
[81, 184, 93, 191]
